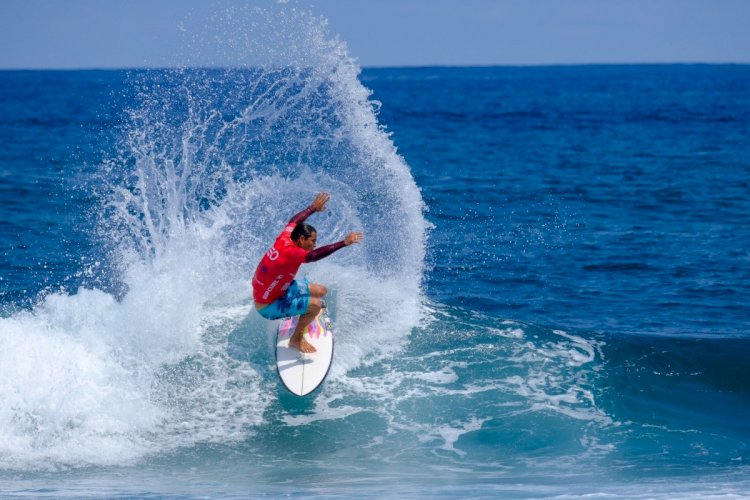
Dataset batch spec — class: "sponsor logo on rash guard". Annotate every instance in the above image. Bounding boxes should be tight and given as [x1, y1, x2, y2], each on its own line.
[262, 274, 285, 300]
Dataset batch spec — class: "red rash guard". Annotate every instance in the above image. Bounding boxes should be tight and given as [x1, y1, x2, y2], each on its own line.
[252, 206, 346, 304]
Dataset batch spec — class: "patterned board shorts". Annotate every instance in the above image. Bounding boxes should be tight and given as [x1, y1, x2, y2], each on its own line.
[256, 278, 311, 320]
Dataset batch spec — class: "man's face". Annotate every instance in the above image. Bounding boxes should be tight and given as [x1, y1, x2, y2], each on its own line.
[299, 231, 317, 251]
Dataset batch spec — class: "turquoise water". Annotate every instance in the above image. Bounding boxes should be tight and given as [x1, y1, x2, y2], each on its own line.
[1, 7, 749, 498]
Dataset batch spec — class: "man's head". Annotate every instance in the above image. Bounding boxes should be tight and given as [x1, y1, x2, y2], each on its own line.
[291, 223, 317, 251]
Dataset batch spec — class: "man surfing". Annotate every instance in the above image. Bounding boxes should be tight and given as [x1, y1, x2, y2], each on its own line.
[253, 193, 363, 354]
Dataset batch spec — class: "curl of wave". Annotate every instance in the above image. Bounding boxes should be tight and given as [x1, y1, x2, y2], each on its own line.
[0, 6, 425, 470]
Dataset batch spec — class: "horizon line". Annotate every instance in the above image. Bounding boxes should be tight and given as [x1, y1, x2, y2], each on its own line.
[1, 61, 749, 72]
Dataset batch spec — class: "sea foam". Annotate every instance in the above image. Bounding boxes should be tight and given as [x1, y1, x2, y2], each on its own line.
[0, 5, 426, 470]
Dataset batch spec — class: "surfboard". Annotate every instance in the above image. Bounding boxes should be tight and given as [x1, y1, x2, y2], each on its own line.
[275, 305, 333, 396]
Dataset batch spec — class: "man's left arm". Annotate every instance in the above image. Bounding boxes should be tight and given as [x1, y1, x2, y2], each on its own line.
[288, 192, 330, 224]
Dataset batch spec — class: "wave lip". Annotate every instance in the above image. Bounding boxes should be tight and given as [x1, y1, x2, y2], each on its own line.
[0, 5, 426, 470]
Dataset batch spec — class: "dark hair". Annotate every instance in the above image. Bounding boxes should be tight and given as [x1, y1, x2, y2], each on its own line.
[291, 223, 316, 241]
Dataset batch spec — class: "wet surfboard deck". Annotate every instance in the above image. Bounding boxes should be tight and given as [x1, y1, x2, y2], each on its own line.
[275, 306, 333, 396]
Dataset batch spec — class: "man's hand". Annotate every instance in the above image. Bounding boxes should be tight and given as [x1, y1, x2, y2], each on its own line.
[310, 192, 330, 212]
[344, 232, 364, 246]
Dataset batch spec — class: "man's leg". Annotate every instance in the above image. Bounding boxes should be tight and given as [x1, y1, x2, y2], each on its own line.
[309, 283, 327, 300]
[288, 283, 327, 354]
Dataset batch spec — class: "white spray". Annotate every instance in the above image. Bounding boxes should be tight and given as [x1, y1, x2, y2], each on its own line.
[0, 6, 426, 470]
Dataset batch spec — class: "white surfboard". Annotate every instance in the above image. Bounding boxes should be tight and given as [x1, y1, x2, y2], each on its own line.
[275, 306, 333, 396]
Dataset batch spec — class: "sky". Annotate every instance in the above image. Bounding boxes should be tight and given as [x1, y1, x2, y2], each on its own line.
[1, 0, 749, 69]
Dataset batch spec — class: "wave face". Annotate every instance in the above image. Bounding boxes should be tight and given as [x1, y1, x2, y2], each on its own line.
[0, 6, 425, 470]
[1, 7, 750, 499]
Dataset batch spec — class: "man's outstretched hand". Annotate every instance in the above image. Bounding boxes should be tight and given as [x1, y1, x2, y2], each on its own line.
[311, 192, 330, 212]
[344, 232, 364, 246]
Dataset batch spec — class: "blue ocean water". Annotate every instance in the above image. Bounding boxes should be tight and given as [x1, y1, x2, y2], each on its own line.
[1, 9, 750, 499]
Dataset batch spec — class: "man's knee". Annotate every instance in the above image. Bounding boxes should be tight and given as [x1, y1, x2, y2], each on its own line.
[307, 297, 323, 314]
[309, 283, 328, 298]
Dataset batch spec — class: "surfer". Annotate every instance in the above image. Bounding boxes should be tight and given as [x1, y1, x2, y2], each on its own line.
[253, 193, 363, 353]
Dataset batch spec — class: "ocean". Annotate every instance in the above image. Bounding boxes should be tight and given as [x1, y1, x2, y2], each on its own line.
[1, 8, 750, 499]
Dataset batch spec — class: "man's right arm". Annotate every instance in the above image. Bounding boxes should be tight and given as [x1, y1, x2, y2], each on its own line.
[304, 231, 364, 263]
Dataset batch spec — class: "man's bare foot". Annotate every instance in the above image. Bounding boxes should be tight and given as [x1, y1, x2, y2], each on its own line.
[288, 336, 316, 354]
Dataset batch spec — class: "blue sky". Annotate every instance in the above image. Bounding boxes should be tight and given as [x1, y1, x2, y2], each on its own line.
[1, 0, 749, 69]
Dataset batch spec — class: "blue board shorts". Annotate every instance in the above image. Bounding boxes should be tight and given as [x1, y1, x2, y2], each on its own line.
[256, 278, 311, 320]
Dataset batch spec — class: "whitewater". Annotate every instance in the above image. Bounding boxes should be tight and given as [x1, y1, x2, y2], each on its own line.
[1, 4, 750, 498]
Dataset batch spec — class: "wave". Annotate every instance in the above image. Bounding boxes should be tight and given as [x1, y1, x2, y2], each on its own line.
[3, 6, 747, 487]
[0, 5, 425, 470]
